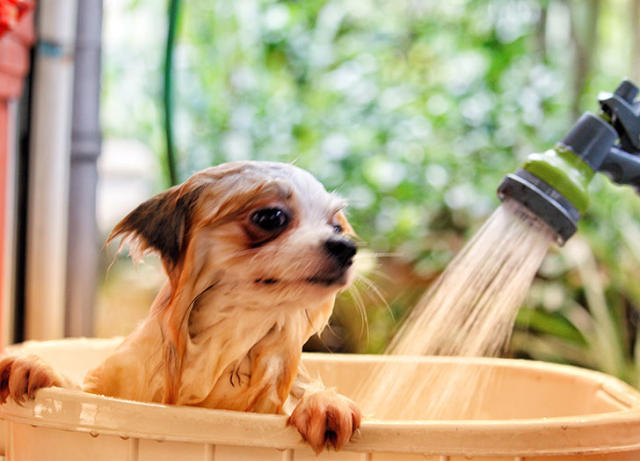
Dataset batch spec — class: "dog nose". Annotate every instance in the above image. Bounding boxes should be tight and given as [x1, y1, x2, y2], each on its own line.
[324, 238, 357, 267]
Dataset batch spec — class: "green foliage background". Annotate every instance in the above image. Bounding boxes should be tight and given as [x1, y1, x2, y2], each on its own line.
[103, 0, 640, 386]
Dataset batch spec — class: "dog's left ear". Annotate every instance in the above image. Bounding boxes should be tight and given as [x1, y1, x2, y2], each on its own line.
[108, 183, 204, 275]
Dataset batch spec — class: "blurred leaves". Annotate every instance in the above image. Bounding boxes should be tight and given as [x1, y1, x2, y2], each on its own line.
[102, 0, 640, 385]
[515, 308, 586, 346]
[515, 236, 640, 387]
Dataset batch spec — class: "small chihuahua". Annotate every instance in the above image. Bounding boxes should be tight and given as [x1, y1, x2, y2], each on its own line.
[0, 161, 361, 453]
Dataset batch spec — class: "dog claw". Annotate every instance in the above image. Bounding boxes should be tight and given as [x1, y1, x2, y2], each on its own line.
[287, 390, 361, 453]
[0, 355, 63, 404]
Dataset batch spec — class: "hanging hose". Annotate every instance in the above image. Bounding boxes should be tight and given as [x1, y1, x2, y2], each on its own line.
[163, 0, 181, 186]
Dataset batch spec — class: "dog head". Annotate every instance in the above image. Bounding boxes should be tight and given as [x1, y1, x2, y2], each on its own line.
[109, 161, 357, 310]
[108, 161, 357, 404]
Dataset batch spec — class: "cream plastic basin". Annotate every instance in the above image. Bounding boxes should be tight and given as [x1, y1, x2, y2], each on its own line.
[0, 337, 639, 460]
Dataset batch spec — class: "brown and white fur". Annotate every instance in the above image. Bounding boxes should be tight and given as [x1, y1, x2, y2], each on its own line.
[0, 161, 361, 453]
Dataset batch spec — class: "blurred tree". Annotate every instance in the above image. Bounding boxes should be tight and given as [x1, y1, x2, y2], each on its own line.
[568, 0, 599, 119]
[102, 0, 640, 383]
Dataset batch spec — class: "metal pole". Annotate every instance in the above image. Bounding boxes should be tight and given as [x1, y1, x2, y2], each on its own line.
[65, 0, 102, 337]
[25, 0, 77, 340]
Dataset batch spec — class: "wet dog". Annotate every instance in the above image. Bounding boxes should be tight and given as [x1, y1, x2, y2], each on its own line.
[0, 161, 361, 453]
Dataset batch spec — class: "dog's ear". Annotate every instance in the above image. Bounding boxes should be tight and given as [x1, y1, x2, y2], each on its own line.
[108, 183, 204, 274]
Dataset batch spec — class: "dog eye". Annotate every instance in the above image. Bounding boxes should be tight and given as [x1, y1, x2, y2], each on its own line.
[251, 208, 290, 232]
[333, 224, 343, 233]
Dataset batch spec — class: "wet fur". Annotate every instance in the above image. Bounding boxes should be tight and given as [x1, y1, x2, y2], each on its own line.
[1, 161, 361, 452]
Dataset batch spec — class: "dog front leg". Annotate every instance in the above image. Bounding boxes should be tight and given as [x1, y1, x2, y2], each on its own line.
[0, 354, 77, 404]
[286, 365, 361, 453]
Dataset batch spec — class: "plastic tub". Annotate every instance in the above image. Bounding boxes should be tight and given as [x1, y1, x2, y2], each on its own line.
[1, 337, 639, 460]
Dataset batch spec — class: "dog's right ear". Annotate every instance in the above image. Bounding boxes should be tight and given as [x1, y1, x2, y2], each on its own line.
[108, 183, 204, 275]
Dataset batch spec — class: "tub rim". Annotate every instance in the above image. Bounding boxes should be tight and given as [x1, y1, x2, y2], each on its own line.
[1, 338, 640, 457]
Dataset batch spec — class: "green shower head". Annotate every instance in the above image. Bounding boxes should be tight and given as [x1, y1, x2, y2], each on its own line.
[497, 79, 640, 244]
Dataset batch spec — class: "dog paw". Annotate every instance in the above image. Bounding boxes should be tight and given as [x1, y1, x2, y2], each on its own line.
[0, 354, 63, 404]
[287, 390, 361, 453]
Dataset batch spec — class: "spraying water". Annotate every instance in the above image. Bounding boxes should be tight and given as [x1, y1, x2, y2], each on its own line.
[353, 200, 555, 420]
[354, 80, 640, 420]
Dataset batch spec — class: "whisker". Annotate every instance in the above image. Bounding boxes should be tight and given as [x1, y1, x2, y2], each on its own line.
[346, 284, 369, 344]
[361, 268, 394, 284]
[356, 274, 394, 322]
[354, 274, 386, 302]
[356, 251, 403, 258]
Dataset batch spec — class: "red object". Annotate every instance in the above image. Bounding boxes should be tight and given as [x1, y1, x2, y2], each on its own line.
[0, 7, 34, 347]
[0, 101, 7, 348]
[0, 0, 33, 38]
